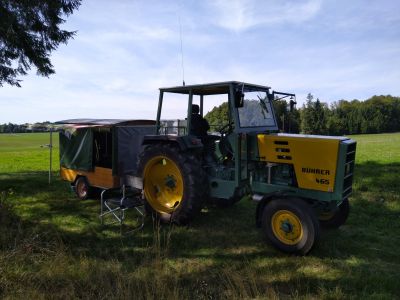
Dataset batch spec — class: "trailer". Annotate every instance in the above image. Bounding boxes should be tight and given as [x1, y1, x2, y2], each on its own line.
[56, 119, 155, 199]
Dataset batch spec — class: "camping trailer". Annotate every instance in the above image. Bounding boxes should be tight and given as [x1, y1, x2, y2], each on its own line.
[56, 119, 156, 199]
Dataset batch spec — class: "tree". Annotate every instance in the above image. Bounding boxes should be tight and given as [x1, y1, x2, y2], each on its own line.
[0, 0, 81, 87]
[326, 101, 346, 135]
[204, 102, 230, 129]
[273, 99, 300, 133]
[300, 93, 328, 135]
[273, 99, 287, 131]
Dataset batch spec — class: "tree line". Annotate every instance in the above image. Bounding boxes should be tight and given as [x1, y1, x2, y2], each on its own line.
[299, 94, 400, 135]
[0, 122, 52, 133]
[3, 94, 399, 135]
[205, 94, 400, 135]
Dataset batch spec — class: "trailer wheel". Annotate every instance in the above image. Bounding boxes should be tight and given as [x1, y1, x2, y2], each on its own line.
[75, 176, 91, 200]
[261, 198, 319, 255]
[319, 198, 350, 228]
[138, 144, 206, 225]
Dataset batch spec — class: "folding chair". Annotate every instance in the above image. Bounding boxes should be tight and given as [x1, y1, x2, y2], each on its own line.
[100, 185, 145, 234]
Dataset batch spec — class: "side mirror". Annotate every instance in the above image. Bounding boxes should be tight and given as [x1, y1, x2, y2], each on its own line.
[234, 91, 244, 108]
[289, 98, 297, 112]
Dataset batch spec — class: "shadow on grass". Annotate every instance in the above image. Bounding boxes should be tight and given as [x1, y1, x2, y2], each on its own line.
[1, 162, 400, 298]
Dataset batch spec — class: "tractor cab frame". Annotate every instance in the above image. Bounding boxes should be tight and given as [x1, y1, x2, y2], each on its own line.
[152, 82, 299, 202]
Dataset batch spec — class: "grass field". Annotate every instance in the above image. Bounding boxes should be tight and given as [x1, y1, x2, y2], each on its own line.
[0, 132, 399, 299]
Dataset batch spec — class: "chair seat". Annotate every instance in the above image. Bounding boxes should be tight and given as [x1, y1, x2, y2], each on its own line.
[100, 186, 145, 234]
[105, 196, 143, 208]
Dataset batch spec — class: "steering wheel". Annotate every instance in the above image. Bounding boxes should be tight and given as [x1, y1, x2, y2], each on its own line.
[217, 123, 234, 159]
[218, 122, 233, 136]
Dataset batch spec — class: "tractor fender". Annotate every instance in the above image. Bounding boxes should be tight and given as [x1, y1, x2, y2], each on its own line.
[142, 135, 203, 151]
[254, 192, 294, 227]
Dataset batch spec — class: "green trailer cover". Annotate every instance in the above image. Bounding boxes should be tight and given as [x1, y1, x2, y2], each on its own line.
[59, 128, 93, 171]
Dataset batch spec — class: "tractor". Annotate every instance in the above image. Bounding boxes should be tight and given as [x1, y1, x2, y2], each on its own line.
[58, 81, 356, 255]
[137, 81, 356, 255]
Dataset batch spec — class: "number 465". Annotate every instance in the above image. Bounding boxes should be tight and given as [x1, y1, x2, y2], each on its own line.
[316, 178, 329, 185]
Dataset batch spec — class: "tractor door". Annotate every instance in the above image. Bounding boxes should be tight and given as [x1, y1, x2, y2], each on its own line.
[229, 83, 279, 186]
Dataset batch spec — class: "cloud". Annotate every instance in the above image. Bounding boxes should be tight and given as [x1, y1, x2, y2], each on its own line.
[1, 0, 399, 124]
[209, 0, 322, 31]
[81, 26, 175, 44]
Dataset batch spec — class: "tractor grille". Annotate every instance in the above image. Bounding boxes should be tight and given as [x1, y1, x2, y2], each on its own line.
[342, 141, 356, 199]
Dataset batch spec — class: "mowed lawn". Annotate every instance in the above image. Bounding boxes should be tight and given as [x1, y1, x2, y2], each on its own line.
[0, 132, 59, 173]
[0, 132, 399, 299]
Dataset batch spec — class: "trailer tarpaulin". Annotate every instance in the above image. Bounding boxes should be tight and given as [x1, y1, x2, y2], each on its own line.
[60, 128, 93, 171]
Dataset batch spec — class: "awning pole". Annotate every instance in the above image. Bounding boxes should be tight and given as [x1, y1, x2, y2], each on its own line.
[49, 128, 53, 184]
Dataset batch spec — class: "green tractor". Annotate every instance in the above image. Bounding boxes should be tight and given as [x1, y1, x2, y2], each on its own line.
[138, 81, 356, 255]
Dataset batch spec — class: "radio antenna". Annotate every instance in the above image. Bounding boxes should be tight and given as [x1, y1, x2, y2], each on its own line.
[178, 7, 185, 86]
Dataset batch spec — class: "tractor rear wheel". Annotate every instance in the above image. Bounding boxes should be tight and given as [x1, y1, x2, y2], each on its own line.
[319, 198, 350, 228]
[138, 144, 207, 225]
[261, 198, 320, 255]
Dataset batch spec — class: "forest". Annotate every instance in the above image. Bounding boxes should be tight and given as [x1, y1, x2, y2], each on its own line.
[205, 94, 400, 135]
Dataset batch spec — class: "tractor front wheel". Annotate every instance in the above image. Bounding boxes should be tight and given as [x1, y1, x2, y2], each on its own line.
[261, 198, 320, 255]
[138, 144, 207, 225]
[319, 198, 350, 228]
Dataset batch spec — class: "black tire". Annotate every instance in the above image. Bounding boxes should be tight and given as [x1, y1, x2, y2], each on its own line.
[319, 198, 350, 228]
[261, 198, 320, 255]
[75, 176, 91, 200]
[138, 144, 207, 225]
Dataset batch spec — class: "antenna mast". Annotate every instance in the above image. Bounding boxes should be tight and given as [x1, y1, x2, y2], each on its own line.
[178, 9, 185, 86]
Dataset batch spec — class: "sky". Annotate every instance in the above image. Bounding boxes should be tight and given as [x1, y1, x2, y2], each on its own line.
[1, 0, 400, 123]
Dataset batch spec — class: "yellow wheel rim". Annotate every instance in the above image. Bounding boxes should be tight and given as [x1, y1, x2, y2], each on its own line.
[271, 210, 303, 245]
[143, 155, 184, 214]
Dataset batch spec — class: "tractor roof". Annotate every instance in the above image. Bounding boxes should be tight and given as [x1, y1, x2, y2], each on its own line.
[160, 81, 271, 95]
[55, 119, 156, 127]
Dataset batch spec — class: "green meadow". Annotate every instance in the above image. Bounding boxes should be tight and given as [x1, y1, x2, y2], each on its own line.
[0, 132, 399, 299]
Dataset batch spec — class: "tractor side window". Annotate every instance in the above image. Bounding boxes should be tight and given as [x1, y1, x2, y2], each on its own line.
[203, 95, 230, 134]
[159, 93, 188, 135]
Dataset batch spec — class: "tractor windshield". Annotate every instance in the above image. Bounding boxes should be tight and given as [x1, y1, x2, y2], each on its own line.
[238, 91, 276, 128]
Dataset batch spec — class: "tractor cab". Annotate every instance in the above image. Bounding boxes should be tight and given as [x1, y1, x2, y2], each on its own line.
[154, 81, 294, 203]
[156, 81, 281, 135]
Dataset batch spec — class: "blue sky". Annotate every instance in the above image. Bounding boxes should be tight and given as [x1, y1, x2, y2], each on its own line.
[1, 0, 399, 123]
